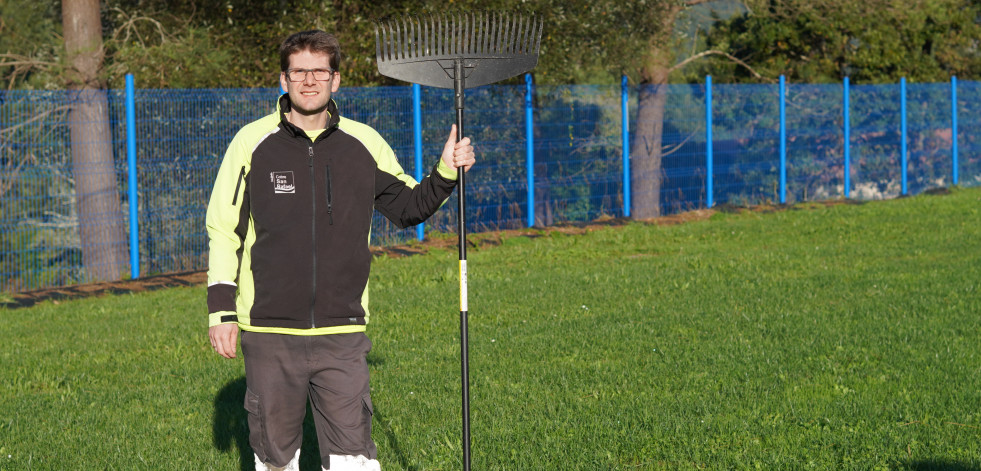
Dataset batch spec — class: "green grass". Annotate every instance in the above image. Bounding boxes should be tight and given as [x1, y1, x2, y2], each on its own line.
[2, 188, 981, 470]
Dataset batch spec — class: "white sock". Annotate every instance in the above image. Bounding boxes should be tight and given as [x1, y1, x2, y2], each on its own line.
[325, 454, 381, 471]
[254, 449, 300, 471]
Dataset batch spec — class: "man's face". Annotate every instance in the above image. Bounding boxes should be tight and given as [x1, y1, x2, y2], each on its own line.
[281, 49, 340, 116]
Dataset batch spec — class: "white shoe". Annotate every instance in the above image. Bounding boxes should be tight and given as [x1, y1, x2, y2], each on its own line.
[255, 449, 300, 471]
[325, 454, 381, 471]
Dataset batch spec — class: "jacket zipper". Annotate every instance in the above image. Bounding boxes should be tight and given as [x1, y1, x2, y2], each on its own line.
[325, 165, 334, 225]
[308, 145, 317, 328]
[231, 166, 246, 205]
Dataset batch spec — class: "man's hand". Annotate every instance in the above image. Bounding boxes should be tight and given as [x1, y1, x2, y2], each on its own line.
[441, 124, 475, 173]
[209, 323, 239, 359]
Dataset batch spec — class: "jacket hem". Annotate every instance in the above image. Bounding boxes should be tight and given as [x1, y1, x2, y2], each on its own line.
[238, 324, 367, 336]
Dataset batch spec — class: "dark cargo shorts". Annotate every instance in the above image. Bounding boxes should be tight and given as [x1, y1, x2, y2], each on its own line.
[241, 331, 376, 468]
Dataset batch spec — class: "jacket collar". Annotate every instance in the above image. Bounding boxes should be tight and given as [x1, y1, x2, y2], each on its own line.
[277, 94, 340, 137]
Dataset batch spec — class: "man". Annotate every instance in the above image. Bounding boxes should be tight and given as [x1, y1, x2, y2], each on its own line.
[206, 30, 475, 471]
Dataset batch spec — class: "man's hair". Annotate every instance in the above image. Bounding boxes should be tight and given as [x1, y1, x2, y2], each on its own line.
[279, 30, 341, 72]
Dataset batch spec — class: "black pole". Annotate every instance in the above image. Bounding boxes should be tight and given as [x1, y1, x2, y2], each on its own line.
[454, 59, 471, 471]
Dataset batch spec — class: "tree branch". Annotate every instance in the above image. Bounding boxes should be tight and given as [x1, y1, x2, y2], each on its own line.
[0, 53, 60, 68]
[661, 130, 696, 159]
[0, 105, 71, 139]
[669, 49, 774, 82]
[109, 7, 169, 46]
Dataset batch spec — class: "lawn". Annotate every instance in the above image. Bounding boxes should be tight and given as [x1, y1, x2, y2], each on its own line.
[1, 187, 979, 470]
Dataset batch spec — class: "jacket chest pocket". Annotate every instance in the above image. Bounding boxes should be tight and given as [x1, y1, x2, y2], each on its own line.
[325, 156, 377, 222]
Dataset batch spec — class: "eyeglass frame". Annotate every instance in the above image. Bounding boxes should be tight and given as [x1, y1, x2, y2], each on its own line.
[284, 68, 336, 82]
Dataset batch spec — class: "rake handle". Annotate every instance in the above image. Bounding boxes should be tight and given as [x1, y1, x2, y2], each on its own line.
[454, 58, 472, 471]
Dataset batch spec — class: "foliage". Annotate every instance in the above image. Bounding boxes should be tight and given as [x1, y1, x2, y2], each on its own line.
[0, 0, 63, 89]
[2, 188, 981, 469]
[700, 0, 981, 84]
[0, 92, 80, 289]
[0, 0, 688, 89]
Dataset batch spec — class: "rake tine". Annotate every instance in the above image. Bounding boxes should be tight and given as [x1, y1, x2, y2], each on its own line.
[520, 17, 531, 53]
[411, 17, 420, 59]
[402, 19, 411, 60]
[463, 14, 470, 55]
[439, 14, 447, 56]
[446, 14, 452, 56]
[514, 17, 526, 55]
[394, 20, 402, 60]
[383, 20, 391, 60]
[423, 15, 432, 57]
[385, 22, 391, 60]
[443, 13, 450, 56]
[385, 21, 394, 60]
[387, 22, 395, 60]
[478, 12, 486, 54]
[469, 13, 478, 55]
[534, 19, 543, 55]
[527, 17, 538, 54]
[453, 16, 464, 56]
[511, 16, 521, 55]
[459, 13, 467, 55]
[525, 17, 539, 54]
[489, 12, 499, 54]
[405, 18, 413, 59]
[378, 23, 387, 62]
[501, 13, 510, 53]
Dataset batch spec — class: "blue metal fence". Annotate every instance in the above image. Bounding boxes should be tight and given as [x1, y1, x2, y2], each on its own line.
[1, 77, 978, 292]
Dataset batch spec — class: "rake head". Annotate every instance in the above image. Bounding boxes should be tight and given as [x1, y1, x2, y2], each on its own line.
[374, 13, 543, 89]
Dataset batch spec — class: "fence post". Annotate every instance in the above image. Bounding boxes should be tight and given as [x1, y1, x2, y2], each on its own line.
[901, 77, 908, 196]
[779, 75, 787, 204]
[125, 74, 140, 279]
[844, 77, 851, 199]
[706, 75, 714, 208]
[413, 83, 425, 241]
[952, 76, 959, 186]
[525, 73, 535, 227]
[621, 75, 631, 218]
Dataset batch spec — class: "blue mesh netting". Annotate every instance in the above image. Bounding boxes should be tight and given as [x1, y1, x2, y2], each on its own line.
[1, 80, 978, 292]
[956, 81, 981, 186]
[786, 83, 844, 202]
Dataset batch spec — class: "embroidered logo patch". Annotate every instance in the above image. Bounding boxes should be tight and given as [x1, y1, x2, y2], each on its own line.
[271, 171, 295, 194]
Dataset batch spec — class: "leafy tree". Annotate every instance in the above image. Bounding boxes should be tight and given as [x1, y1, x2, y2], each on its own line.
[700, 0, 981, 84]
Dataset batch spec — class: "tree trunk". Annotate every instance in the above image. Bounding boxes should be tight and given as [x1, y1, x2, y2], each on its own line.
[63, 0, 127, 282]
[631, 65, 670, 219]
[630, 41, 674, 220]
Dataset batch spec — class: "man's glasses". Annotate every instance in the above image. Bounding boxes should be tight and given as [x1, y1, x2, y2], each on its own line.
[285, 68, 334, 82]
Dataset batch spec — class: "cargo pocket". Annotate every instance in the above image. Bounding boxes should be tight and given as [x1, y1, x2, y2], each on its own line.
[244, 388, 265, 458]
[361, 394, 374, 446]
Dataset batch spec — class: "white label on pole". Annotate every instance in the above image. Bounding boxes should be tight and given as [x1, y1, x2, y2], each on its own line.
[460, 260, 468, 312]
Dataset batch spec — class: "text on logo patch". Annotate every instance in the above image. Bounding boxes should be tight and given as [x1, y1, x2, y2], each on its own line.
[271, 171, 295, 194]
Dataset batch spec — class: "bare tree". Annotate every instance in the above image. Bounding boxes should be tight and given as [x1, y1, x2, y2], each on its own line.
[62, 0, 127, 281]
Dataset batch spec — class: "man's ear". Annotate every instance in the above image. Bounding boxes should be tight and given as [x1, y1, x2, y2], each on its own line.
[330, 72, 341, 93]
[279, 72, 289, 94]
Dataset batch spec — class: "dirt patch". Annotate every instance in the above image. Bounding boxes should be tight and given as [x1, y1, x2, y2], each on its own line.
[2, 271, 207, 309]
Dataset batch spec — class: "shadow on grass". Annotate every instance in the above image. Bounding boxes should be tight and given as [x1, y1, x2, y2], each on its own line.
[212, 376, 323, 471]
[900, 460, 980, 471]
[373, 405, 420, 471]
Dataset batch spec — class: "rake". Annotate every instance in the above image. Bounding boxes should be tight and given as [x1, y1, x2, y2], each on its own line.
[375, 12, 542, 471]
